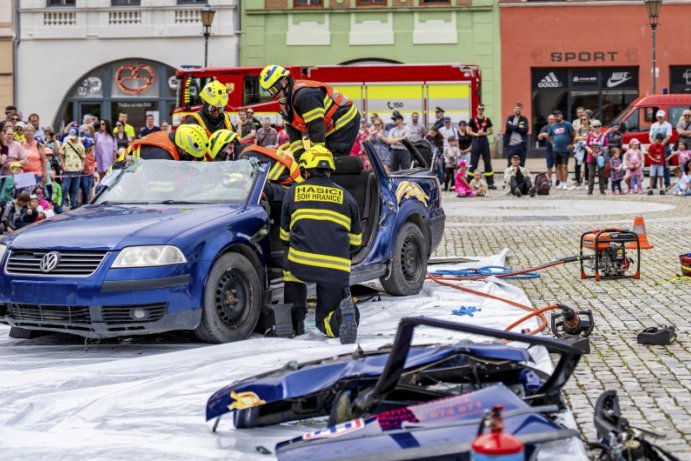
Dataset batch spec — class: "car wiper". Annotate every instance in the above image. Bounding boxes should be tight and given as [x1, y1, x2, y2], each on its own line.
[159, 200, 198, 205]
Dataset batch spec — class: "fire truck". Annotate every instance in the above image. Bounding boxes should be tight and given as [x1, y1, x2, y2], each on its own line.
[172, 64, 482, 128]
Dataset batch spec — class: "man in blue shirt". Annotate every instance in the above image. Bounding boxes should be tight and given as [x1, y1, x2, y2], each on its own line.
[547, 110, 575, 190]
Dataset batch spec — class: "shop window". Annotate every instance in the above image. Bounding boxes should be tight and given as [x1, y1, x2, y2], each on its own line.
[112, 0, 141, 5]
[532, 89, 568, 137]
[47, 0, 76, 6]
[599, 90, 637, 126]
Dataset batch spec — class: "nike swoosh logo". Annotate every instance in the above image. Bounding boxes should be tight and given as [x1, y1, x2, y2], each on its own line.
[607, 76, 632, 88]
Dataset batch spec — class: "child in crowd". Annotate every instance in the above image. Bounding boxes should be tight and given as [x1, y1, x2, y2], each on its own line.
[50, 168, 64, 215]
[443, 137, 461, 191]
[608, 147, 624, 195]
[668, 166, 690, 196]
[586, 140, 606, 195]
[646, 133, 666, 195]
[0, 191, 30, 233]
[20, 194, 44, 226]
[454, 160, 475, 197]
[0, 162, 23, 203]
[668, 141, 691, 174]
[625, 139, 644, 194]
[469, 171, 487, 197]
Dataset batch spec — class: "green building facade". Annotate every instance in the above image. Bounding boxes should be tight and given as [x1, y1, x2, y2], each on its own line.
[240, 0, 501, 122]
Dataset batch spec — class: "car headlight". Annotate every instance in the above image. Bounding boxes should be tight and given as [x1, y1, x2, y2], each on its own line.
[0, 244, 7, 263]
[112, 246, 187, 268]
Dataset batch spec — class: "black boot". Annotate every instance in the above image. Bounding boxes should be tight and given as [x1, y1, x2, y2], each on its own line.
[292, 306, 306, 336]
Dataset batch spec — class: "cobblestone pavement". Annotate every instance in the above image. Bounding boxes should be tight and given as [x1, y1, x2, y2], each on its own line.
[435, 176, 691, 456]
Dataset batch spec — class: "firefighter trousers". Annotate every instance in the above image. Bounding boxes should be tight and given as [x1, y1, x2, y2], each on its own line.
[326, 111, 361, 157]
[469, 139, 494, 186]
[284, 280, 359, 337]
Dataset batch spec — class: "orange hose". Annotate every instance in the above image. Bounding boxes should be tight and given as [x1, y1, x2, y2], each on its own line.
[426, 273, 552, 335]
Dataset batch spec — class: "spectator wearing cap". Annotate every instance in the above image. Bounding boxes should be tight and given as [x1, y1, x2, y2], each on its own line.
[649, 109, 673, 188]
[408, 112, 427, 142]
[468, 103, 496, 189]
[503, 102, 529, 167]
[0, 161, 24, 203]
[503, 154, 535, 197]
[385, 111, 402, 131]
[59, 127, 85, 209]
[547, 110, 575, 190]
[439, 117, 458, 152]
[81, 136, 97, 206]
[13, 121, 27, 144]
[433, 107, 445, 131]
[385, 112, 412, 171]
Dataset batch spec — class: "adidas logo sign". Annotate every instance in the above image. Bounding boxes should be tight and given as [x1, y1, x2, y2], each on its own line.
[538, 72, 562, 88]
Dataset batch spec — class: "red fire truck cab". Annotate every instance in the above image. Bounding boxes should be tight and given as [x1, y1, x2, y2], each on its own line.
[173, 64, 481, 129]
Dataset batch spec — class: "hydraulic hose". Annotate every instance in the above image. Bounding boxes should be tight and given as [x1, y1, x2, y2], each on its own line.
[425, 256, 588, 335]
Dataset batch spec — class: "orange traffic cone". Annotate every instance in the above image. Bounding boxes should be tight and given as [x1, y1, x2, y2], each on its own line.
[626, 216, 653, 250]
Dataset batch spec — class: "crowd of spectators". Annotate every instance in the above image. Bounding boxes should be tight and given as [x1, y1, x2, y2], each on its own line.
[0, 105, 179, 234]
[539, 106, 691, 196]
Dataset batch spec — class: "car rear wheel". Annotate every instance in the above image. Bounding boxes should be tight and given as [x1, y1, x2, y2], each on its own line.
[195, 252, 262, 343]
[380, 222, 429, 296]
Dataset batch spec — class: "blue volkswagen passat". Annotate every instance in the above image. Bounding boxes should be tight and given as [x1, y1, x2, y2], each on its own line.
[0, 143, 445, 343]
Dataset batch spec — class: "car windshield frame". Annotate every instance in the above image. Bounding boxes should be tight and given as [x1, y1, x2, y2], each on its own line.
[94, 158, 262, 206]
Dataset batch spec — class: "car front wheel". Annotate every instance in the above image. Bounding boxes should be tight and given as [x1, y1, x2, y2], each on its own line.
[380, 222, 429, 296]
[194, 252, 262, 343]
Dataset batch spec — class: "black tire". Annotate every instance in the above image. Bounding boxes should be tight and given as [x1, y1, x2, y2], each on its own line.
[380, 222, 429, 296]
[194, 252, 262, 343]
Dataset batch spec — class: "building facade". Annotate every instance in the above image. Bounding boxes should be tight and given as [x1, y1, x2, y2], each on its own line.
[240, 0, 502, 125]
[500, 0, 691, 139]
[15, 0, 239, 130]
[0, 1, 15, 110]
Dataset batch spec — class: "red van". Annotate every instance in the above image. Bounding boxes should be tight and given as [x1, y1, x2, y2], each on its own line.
[610, 94, 691, 166]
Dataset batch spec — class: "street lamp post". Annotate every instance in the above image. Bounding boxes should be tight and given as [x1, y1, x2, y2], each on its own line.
[644, 0, 662, 95]
[201, 5, 216, 68]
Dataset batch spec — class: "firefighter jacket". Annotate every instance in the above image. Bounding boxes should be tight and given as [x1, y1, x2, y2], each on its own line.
[125, 131, 180, 160]
[184, 111, 235, 137]
[283, 80, 359, 158]
[237, 144, 303, 186]
[280, 175, 362, 286]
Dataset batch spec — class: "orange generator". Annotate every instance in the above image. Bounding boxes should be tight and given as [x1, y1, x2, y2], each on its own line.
[580, 228, 641, 281]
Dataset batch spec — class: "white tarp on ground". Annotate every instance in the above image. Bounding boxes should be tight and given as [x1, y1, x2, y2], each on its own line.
[0, 249, 587, 460]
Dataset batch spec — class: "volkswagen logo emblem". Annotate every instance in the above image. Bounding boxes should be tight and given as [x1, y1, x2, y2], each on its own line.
[39, 252, 61, 273]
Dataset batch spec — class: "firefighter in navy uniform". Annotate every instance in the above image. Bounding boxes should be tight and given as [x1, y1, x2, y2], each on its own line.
[184, 80, 235, 137]
[280, 146, 362, 344]
[259, 65, 361, 160]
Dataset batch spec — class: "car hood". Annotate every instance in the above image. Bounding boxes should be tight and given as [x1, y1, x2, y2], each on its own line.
[7, 204, 244, 250]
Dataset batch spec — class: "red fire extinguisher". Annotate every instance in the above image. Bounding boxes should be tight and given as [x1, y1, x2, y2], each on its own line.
[471, 405, 525, 461]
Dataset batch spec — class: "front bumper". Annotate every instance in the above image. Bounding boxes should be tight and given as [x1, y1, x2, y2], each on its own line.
[0, 252, 203, 338]
[3, 303, 202, 338]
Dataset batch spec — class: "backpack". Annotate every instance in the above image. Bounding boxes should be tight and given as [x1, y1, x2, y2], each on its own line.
[535, 173, 550, 195]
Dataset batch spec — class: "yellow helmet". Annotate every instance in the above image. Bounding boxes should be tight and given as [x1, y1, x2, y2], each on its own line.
[208, 129, 240, 160]
[175, 124, 209, 159]
[200, 80, 229, 108]
[259, 65, 290, 96]
[298, 145, 335, 172]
